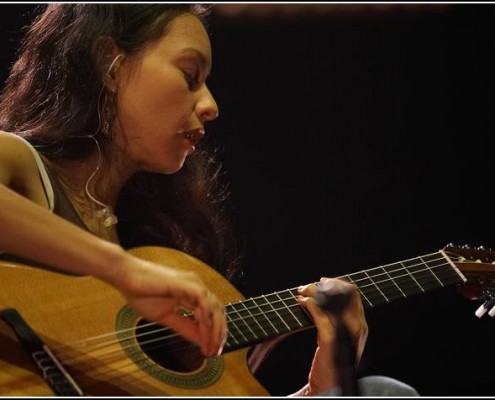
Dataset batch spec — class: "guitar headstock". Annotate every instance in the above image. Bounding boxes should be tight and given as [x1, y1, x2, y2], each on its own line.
[442, 243, 495, 302]
[443, 243, 495, 264]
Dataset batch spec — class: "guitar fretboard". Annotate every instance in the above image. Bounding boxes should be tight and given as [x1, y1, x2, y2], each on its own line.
[223, 251, 466, 352]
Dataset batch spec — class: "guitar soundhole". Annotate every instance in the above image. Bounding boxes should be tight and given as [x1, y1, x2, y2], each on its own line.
[135, 319, 204, 373]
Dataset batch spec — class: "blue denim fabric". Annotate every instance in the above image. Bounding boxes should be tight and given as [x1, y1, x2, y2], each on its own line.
[318, 375, 419, 397]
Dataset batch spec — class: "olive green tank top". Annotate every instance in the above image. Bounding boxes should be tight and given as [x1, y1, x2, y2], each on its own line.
[0, 137, 89, 270]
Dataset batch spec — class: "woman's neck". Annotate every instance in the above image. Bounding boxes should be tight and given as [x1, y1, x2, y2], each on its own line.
[51, 148, 136, 243]
[54, 147, 134, 209]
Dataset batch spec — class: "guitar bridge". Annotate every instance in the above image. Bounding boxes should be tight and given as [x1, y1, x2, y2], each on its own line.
[0, 308, 84, 396]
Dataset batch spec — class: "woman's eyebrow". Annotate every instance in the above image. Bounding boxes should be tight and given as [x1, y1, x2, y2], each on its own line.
[180, 47, 210, 72]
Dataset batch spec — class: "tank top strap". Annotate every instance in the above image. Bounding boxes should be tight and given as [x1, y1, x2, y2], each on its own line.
[15, 135, 55, 211]
[38, 155, 89, 231]
[0, 137, 89, 271]
[15, 135, 88, 231]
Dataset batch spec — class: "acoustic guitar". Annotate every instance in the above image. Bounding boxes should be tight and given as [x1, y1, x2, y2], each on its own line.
[0, 244, 493, 396]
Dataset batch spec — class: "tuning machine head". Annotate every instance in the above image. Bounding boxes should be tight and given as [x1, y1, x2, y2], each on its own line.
[475, 288, 495, 318]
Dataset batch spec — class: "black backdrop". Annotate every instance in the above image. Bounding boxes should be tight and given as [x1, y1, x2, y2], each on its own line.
[2, 3, 495, 397]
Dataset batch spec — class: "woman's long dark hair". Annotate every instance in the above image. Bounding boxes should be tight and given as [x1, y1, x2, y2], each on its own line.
[0, 4, 241, 280]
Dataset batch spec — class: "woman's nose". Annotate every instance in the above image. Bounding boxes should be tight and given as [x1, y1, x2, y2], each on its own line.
[196, 86, 219, 123]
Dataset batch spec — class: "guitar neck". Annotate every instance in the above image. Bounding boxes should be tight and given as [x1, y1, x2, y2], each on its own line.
[222, 250, 466, 352]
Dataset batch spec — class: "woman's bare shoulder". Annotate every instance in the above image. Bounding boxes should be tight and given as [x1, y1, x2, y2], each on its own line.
[0, 130, 43, 187]
[0, 129, 32, 151]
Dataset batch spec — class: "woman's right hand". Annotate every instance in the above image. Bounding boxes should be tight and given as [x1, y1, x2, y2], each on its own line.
[0, 132, 227, 357]
[111, 253, 227, 358]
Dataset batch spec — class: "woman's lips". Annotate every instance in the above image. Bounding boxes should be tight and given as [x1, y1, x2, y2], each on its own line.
[183, 128, 205, 147]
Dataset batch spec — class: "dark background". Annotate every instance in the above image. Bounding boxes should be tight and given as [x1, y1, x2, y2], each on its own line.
[2, 3, 495, 397]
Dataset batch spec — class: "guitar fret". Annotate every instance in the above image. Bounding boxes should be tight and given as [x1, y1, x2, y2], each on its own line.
[286, 288, 314, 327]
[380, 266, 407, 299]
[225, 325, 240, 347]
[219, 251, 467, 353]
[230, 302, 265, 341]
[345, 274, 374, 307]
[420, 256, 444, 287]
[403, 257, 444, 292]
[338, 252, 467, 310]
[364, 270, 390, 303]
[275, 291, 304, 328]
[349, 271, 383, 305]
[263, 294, 292, 332]
[240, 301, 269, 337]
[226, 306, 247, 346]
[400, 261, 425, 292]
[364, 267, 406, 303]
[228, 304, 254, 343]
[423, 254, 464, 286]
[256, 296, 282, 334]
[431, 262, 465, 285]
[383, 261, 423, 296]
[242, 298, 275, 337]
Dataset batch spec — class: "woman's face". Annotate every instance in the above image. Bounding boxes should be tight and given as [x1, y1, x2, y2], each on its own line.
[114, 13, 218, 174]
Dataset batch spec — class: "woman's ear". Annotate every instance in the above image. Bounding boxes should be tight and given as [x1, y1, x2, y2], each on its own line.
[104, 53, 125, 93]
[96, 35, 125, 93]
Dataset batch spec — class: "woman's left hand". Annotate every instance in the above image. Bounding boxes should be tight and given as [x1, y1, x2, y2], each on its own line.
[296, 277, 368, 396]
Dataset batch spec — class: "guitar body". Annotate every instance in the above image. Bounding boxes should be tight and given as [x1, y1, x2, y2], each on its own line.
[0, 246, 269, 396]
[1, 242, 488, 396]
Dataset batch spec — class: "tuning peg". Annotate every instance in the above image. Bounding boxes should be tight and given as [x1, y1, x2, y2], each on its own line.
[477, 246, 487, 251]
[462, 244, 472, 250]
[475, 300, 495, 318]
[475, 290, 495, 318]
[476, 303, 488, 318]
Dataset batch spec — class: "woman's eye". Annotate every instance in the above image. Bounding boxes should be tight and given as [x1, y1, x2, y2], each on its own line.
[183, 70, 200, 90]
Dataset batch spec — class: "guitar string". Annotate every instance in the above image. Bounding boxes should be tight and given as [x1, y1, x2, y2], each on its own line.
[52, 259, 463, 388]
[90, 259, 461, 359]
[49, 254, 457, 358]
[54, 259, 462, 388]
[51, 293, 374, 388]
[47, 252, 452, 354]
[50, 257, 459, 374]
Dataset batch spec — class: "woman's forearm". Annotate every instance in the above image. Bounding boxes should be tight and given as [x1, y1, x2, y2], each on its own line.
[0, 183, 126, 285]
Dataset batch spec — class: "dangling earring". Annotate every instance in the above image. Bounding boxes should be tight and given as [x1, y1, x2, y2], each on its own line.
[84, 136, 118, 228]
[101, 53, 122, 142]
[82, 88, 118, 228]
[101, 94, 115, 141]
[78, 54, 124, 229]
